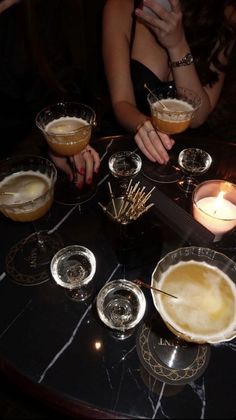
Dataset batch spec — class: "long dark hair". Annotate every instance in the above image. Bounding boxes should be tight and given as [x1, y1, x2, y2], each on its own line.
[181, 0, 236, 85]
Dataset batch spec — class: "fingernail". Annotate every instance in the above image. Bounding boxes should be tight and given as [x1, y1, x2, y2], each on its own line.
[68, 173, 73, 182]
[87, 177, 92, 185]
[79, 168, 85, 175]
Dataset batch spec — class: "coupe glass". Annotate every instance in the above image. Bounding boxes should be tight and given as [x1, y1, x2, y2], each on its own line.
[108, 151, 142, 194]
[142, 85, 201, 183]
[178, 148, 212, 193]
[0, 155, 59, 285]
[51, 245, 96, 301]
[96, 279, 146, 339]
[150, 246, 236, 369]
[36, 102, 97, 205]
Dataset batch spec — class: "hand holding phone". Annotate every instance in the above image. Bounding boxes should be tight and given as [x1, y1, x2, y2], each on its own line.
[143, 0, 171, 17]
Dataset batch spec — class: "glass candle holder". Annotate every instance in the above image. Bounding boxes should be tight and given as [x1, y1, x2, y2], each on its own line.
[192, 180, 236, 242]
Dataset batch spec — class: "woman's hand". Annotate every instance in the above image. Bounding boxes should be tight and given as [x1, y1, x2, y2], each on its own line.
[134, 120, 175, 164]
[49, 146, 100, 189]
[0, 0, 21, 14]
[135, 0, 185, 51]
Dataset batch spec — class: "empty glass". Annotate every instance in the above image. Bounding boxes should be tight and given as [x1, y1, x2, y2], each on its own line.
[51, 245, 96, 301]
[178, 148, 212, 193]
[109, 151, 142, 194]
[96, 279, 146, 339]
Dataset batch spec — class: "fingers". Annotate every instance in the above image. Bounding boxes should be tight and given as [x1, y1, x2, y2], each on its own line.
[73, 146, 100, 187]
[49, 146, 100, 190]
[135, 120, 174, 164]
[49, 152, 73, 181]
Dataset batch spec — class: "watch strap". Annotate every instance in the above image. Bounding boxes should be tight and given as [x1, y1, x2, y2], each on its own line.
[171, 52, 194, 68]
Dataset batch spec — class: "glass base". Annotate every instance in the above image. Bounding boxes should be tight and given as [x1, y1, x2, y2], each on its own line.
[54, 169, 97, 206]
[110, 328, 134, 340]
[66, 284, 93, 302]
[6, 231, 63, 286]
[136, 315, 211, 385]
[142, 155, 181, 184]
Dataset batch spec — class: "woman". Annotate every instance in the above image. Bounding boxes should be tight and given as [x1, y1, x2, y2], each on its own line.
[102, 0, 236, 164]
[0, 0, 100, 188]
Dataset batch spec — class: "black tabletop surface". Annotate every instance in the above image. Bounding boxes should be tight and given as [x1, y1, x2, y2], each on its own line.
[0, 134, 236, 419]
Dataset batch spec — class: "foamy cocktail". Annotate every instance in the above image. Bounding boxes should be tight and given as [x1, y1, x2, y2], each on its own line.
[0, 156, 57, 222]
[36, 102, 96, 157]
[151, 248, 236, 344]
[44, 116, 91, 156]
[147, 87, 201, 135]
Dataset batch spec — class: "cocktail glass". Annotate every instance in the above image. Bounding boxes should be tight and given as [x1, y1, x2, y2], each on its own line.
[36, 102, 97, 205]
[178, 148, 212, 193]
[96, 279, 146, 339]
[143, 85, 201, 183]
[0, 155, 60, 285]
[51, 245, 96, 301]
[150, 246, 236, 370]
[108, 151, 142, 194]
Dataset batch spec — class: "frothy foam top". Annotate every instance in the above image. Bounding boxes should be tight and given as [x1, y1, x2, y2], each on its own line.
[153, 98, 194, 113]
[0, 171, 50, 205]
[154, 260, 236, 341]
[45, 117, 89, 134]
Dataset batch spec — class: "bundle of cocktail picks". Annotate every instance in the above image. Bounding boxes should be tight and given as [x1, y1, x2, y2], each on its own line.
[98, 180, 155, 224]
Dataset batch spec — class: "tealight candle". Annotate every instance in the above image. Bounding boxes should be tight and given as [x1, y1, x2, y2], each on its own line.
[192, 180, 236, 241]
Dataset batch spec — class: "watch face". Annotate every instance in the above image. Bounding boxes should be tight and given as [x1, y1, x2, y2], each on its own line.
[185, 53, 193, 64]
[172, 53, 193, 67]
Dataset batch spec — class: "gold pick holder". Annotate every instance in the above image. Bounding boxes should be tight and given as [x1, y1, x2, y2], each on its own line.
[98, 180, 155, 224]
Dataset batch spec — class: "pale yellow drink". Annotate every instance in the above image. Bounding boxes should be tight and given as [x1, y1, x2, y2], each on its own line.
[0, 171, 53, 222]
[155, 260, 236, 342]
[45, 117, 91, 156]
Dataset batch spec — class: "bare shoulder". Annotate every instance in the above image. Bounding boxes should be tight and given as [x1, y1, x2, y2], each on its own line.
[103, 0, 134, 39]
[103, 0, 134, 22]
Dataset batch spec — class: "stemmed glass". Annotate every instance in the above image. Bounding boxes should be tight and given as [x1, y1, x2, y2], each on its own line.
[96, 279, 146, 340]
[142, 85, 202, 183]
[50, 245, 96, 301]
[0, 155, 60, 285]
[36, 102, 97, 205]
[108, 151, 142, 194]
[150, 246, 236, 371]
[178, 148, 212, 194]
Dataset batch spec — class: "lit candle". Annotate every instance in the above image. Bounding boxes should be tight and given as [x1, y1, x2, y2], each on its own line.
[193, 191, 236, 241]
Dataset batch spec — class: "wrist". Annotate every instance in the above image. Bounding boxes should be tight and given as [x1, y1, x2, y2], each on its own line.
[168, 38, 190, 61]
[134, 118, 150, 135]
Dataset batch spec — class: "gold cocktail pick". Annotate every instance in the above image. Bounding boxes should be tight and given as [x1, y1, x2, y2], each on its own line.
[134, 279, 178, 299]
[144, 83, 169, 110]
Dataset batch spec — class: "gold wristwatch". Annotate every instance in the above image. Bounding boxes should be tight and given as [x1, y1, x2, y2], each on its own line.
[171, 52, 194, 68]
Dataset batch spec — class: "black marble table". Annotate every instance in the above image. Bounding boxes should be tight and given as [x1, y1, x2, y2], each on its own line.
[0, 134, 235, 419]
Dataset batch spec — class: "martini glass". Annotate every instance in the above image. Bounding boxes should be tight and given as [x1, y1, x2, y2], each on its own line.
[0, 155, 61, 285]
[36, 101, 97, 205]
[50, 245, 96, 301]
[96, 279, 146, 340]
[142, 85, 201, 184]
[178, 148, 212, 194]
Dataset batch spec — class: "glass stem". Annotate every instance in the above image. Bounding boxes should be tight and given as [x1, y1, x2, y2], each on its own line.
[32, 221, 46, 248]
[71, 156, 78, 184]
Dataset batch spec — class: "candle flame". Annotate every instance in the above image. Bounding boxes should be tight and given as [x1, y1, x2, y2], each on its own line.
[214, 191, 225, 214]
